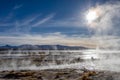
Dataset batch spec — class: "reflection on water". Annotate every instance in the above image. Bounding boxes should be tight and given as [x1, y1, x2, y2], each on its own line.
[0, 49, 120, 72]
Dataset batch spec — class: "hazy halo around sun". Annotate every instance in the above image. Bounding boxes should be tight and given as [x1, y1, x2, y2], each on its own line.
[85, 7, 102, 28]
[86, 9, 98, 23]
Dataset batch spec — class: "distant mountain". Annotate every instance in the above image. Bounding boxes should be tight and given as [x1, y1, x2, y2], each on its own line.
[0, 44, 88, 50]
[19, 45, 40, 50]
[0, 45, 18, 50]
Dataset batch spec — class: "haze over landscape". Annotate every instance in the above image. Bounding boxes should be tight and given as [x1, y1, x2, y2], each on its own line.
[0, 0, 120, 80]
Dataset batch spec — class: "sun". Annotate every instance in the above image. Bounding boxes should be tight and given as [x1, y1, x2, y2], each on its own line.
[86, 9, 99, 24]
[85, 7, 103, 28]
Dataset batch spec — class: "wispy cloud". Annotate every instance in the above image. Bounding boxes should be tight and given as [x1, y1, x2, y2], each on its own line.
[0, 13, 56, 34]
[0, 23, 14, 26]
[13, 4, 23, 10]
[0, 11, 83, 34]
[32, 14, 55, 27]
[45, 19, 84, 27]
[17, 15, 40, 26]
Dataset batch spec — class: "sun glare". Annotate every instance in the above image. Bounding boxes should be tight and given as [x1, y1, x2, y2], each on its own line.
[86, 9, 98, 23]
[85, 7, 103, 28]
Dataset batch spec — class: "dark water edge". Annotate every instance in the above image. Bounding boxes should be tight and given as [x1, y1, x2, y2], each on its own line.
[0, 69, 119, 80]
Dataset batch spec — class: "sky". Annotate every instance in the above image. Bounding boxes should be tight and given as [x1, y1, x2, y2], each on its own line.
[0, 0, 120, 47]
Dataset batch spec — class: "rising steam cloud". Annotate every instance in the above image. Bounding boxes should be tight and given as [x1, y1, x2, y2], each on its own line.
[86, 1, 120, 49]
[86, 2, 120, 35]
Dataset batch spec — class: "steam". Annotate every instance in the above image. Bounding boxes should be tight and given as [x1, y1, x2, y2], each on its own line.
[87, 2, 120, 35]
[85, 1, 120, 72]
[1, 49, 120, 72]
[85, 1, 120, 49]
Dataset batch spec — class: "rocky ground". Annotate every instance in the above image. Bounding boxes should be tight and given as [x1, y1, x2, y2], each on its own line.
[0, 69, 119, 80]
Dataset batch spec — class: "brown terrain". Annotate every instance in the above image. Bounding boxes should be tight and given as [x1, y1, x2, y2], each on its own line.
[0, 69, 119, 80]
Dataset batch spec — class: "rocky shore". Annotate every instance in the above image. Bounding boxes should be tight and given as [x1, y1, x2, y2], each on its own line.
[0, 69, 119, 80]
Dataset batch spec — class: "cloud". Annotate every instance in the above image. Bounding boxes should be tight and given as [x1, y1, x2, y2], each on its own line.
[13, 4, 23, 10]
[0, 13, 56, 33]
[16, 15, 40, 27]
[0, 23, 14, 26]
[0, 10, 85, 35]
[0, 33, 97, 47]
[35, 13, 85, 28]
[32, 14, 55, 27]
[0, 32, 119, 49]
[45, 19, 82, 27]
[86, 1, 120, 35]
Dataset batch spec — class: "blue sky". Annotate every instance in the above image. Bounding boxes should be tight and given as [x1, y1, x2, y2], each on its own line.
[0, 0, 119, 46]
[0, 0, 108, 35]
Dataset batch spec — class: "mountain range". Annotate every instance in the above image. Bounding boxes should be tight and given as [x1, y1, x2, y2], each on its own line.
[0, 44, 88, 50]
